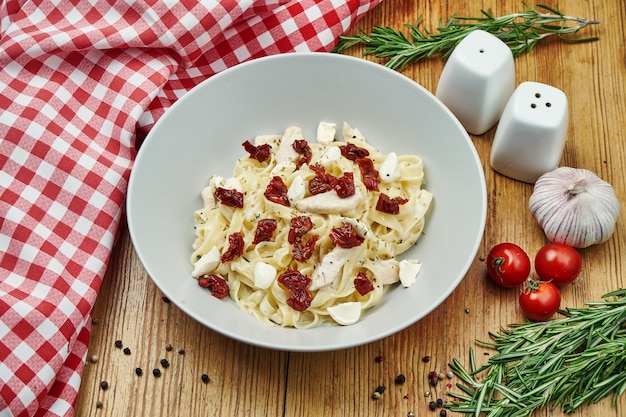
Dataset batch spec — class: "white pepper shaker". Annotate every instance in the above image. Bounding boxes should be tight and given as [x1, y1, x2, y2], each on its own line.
[490, 81, 568, 183]
[435, 29, 515, 135]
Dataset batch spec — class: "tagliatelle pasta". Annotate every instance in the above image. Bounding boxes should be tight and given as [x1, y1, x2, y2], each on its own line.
[190, 122, 433, 328]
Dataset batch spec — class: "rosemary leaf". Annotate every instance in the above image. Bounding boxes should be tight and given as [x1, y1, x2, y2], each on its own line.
[333, 3, 600, 71]
[447, 289, 626, 416]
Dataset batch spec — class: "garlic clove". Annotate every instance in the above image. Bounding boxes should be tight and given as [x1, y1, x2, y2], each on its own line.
[529, 167, 620, 248]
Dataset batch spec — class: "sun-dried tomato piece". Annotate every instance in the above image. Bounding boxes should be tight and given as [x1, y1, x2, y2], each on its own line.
[308, 164, 335, 195]
[286, 288, 312, 312]
[293, 139, 312, 169]
[220, 232, 245, 262]
[277, 269, 312, 291]
[198, 274, 230, 299]
[277, 270, 312, 311]
[333, 171, 356, 198]
[376, 193, 409, 214]
[354, 271, 375, 296]
[340, 143, 370, 161]
[356, 157, 380, 191]
[252, 218, 277, 244]
[292, 234, 318, 262]
[329, 223, 364, 248]
[264, 176, 290, 207]
[288, 216, 313, 244]
[215, 187, 244, 208]
[242, 140, 271, 162]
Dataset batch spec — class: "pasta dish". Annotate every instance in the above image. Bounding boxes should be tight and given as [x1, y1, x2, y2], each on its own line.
[190, 122, 433, 328]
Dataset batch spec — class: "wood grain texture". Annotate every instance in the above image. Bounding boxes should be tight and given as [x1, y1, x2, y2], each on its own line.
[75, 1, 626, 416]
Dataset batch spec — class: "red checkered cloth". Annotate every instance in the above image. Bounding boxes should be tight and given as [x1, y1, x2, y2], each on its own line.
[0, 0, 381, 415]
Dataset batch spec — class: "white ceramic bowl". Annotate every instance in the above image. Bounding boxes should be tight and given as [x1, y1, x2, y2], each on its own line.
[127, 52, 486, 351]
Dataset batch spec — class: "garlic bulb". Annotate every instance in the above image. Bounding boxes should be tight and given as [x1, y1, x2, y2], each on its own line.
[529, 167, 620, 248]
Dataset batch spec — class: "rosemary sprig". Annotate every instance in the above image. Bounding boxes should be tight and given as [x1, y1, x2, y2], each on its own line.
[447, 289, 626, 416]
[333, 4, 600, 71]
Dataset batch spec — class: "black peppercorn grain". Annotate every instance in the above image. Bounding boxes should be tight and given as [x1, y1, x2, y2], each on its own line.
[152, 368, 161, 377]
[135, 367, 143, 376]
[395, 374, 406, 384]
[115, 340, 123, 348]
[123, 347, 131, 355]
[99, 381, 109, 391]
[201, 374, 210, 384]
[160, 358, 170, 368]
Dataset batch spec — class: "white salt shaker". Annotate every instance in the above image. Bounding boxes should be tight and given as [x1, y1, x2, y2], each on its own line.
[435, 30, 515, 135]
[490, 81, 568, 183]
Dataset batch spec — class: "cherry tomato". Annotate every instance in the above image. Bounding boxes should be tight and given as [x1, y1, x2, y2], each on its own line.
[486, 243, 531, 288]
[519, 280, 561, 321]
[534, 243, 582, 286]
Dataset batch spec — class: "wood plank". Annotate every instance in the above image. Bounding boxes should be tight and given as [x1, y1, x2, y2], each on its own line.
[75, 1, 626, 416]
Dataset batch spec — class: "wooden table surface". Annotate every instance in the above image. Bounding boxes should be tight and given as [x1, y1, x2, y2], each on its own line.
[75, 1, 626, 416]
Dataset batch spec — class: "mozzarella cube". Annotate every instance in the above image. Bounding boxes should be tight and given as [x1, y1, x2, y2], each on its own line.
[287, 175, 306, 204]
[328, 302, 362, 326]
[317, 122, 336, 145]
[191, 247, 220, 277]
[379, 152, 401, 183]
[399, 259, 422, 288]
[254, 262, 277, 289]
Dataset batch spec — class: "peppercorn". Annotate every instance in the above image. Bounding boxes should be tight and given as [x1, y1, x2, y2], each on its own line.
[89, 355, 98, 364]
[152, 368, 162, 377]
[201, 374, 210, 384]
[91, 318, 99, 325]
[165, 344, 173, 352]
[95, 401, 103, 409]
[395, 374, 406, 384]
[372, 392, 380, 400]
[422, 355, 431, 362]
[375, 385, 386, 394]
[436, 398, 444, 407]
[160, 358, 170, 368]
[135, 367, 143, 376]
[100, 381, 109, 391]
[178, 348, 185, 355]
[115, 340, 123, 348]
[429, 401, 437, 410]
[440, 410, 447, 417]
[407, 412, 415, 417]
[123, 347, 131, 355]
[375, 355, 384, 363]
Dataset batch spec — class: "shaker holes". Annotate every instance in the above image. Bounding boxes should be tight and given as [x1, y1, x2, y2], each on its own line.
[530, 102, 552, 109]
[530, 92, 552, 108]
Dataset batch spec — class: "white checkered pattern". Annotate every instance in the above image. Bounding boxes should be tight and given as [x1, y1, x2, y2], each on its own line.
[0, 0, 381, 415]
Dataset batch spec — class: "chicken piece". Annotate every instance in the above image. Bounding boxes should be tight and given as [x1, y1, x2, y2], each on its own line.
[275, 126, 304, 164]
[295, 189, 363, 215]
[310, 246, 357, 291]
